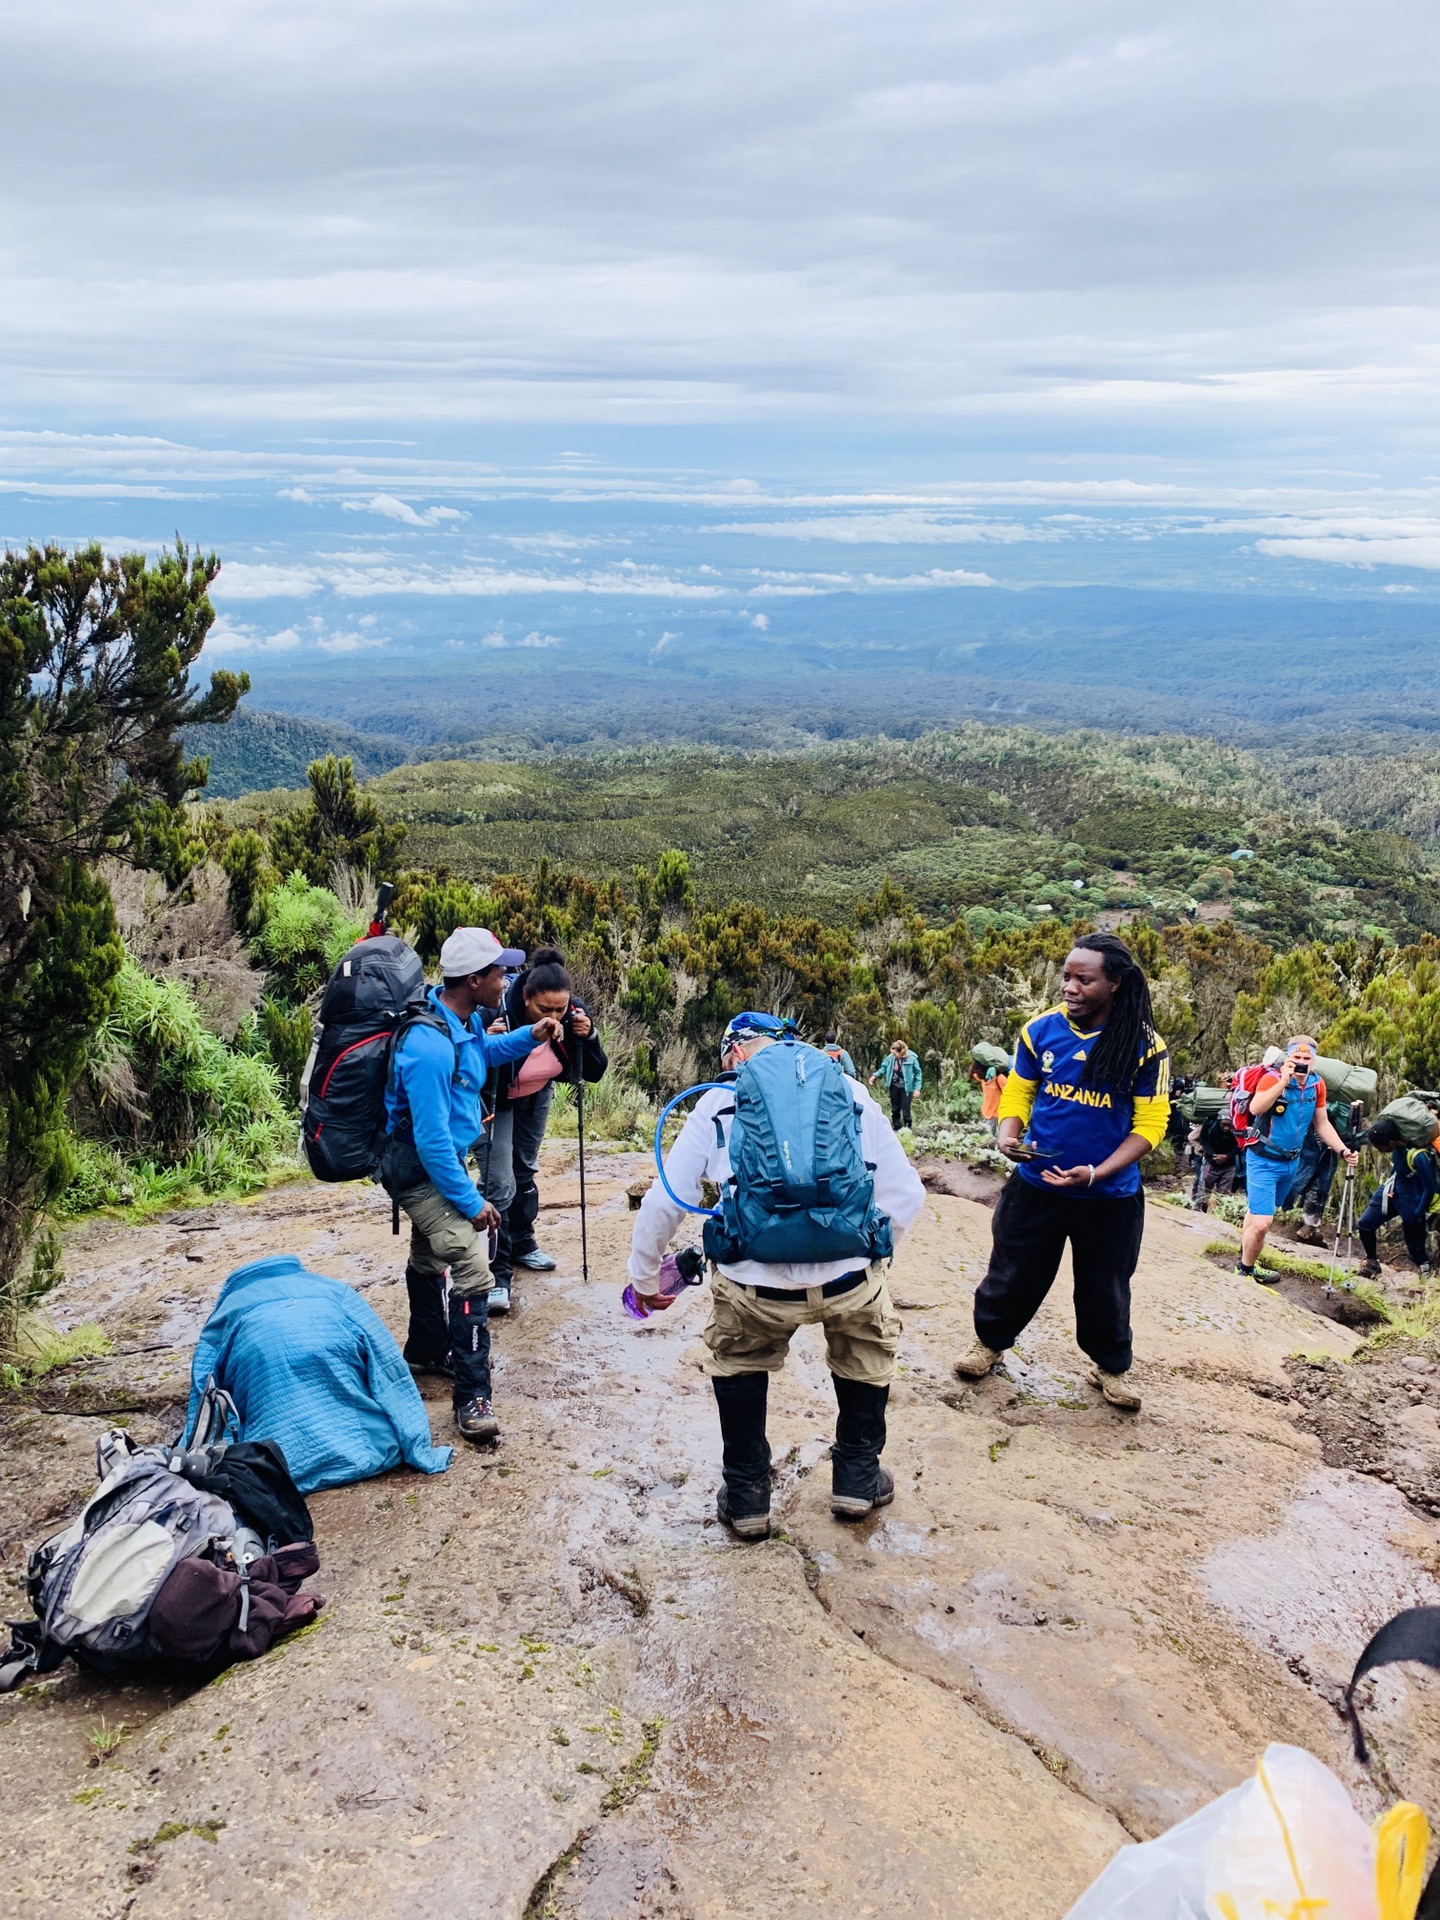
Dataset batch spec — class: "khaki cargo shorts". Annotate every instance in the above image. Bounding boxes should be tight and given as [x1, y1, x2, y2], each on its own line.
[702, 1268, 901, 1385]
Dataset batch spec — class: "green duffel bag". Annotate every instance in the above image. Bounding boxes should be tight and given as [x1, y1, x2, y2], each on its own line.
[1312, 1055, 1379, 1107]
[1375, 1094, 1440, 1147]
[971, 1041, 1011, 1074]
[1178, 1085, 1228, 1125]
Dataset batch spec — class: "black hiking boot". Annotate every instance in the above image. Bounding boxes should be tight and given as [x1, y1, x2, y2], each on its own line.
[713, 1373, 772, 1541]
[455, 1395, 500, 1442]
[831, 1376, 892, 1521]
[403, 1264, 451, 1375]
[449, 1289, 493, 1439]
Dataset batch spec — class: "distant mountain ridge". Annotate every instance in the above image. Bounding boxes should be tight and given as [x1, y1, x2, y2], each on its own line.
[185, 705, 412, 798]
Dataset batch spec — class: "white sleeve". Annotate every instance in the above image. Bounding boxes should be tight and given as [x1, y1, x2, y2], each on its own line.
[854, 1080, 926, 1242]
[628, 1100, 720, 1285]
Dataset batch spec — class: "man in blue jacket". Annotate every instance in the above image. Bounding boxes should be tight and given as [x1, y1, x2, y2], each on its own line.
[382, 927, 561, 1442]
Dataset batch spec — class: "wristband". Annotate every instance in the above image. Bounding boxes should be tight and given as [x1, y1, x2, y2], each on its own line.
[1087, 1164, 1096, 1187]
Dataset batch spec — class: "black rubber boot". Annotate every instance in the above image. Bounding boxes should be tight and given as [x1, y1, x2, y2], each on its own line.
[450, 1291, 497, 1441]
[831, 1376, 895, 1521]
[402, 1265, 452, 1376]
[712, 1373, 771, 1540]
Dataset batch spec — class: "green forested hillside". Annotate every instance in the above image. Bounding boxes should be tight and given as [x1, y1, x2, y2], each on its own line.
[185, 705, 411, 797]
[222, 725, 1440, 949]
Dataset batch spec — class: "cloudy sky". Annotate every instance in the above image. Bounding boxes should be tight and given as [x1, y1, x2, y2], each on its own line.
[4, 0, 1440, 673]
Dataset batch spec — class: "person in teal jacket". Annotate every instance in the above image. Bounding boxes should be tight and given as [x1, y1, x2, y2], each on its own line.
[872, 1039, 922, 1131]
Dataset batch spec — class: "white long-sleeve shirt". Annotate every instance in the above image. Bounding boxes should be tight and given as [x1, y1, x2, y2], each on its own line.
[628, 1076, 927, 1293]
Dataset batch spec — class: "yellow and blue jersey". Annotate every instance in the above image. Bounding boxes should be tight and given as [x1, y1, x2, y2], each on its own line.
[996, 1006, 1170, 1198]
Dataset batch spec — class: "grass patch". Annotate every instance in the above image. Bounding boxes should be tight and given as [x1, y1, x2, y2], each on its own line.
[599, 1717, 665, 1813]
[6, 1316, 111, 1382]
[84, 1714, 128, 1766]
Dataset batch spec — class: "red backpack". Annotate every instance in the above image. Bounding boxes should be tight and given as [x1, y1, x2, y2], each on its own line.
[1228, 1063, 1275, 1152]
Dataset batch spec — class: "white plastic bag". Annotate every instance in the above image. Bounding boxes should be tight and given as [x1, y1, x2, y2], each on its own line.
[1065, 1744, 1428, 1920]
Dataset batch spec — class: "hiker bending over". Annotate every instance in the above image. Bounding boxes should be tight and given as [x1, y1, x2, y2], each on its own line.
[629, 1012, 925, 1538]
[482, 946, 608, 1317]
[953, 933, 1170, 1410]
[872, 1038, 922, 1130]
[1235, 1036, 1356, 1280]
[1356, 1114, 1440, 1279]
[380, 927, 561, 1443]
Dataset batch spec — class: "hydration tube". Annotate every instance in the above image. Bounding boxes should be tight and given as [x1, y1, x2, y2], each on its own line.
[653, 1082, 731, 1217]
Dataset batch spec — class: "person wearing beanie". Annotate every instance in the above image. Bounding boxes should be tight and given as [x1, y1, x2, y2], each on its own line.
[380, 927, 562, 1442]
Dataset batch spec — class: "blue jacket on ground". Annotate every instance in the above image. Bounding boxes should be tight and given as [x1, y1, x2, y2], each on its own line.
[384, 986, 537, 1216]
[187, 1254, 454, 1493]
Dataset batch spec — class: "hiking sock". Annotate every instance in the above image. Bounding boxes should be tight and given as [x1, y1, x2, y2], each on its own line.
[711, 1373, 771, 1518]
[831, 1376, 889, 1505]
[1234, 1261, 1256, 1277]
[448, 1290, 492, 1406]
[403, 1264, 449, 1360]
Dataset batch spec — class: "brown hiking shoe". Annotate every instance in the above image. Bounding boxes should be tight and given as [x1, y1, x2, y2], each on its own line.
[1088, 1367, 1141, 1410]
[953, 1338, 1004, 1379]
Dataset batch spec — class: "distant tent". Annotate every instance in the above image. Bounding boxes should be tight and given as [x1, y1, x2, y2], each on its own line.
[1229, 847, 1256, 860]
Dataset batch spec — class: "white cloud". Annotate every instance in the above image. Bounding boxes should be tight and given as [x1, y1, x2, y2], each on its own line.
[1255, 535, 1440, 571]
[649, 629, 681, 659]
[342, 493, 470, 526]
[210, 562, 322, 600]
[863, 568, 995, 587]
[518, 630, 563, 647]
[204, 616, 304, 654]
[750, 612, 769, 630]
[277, 486, 315, 503]
[315, 629, 389, 653]
[709, 513, 1049, 543]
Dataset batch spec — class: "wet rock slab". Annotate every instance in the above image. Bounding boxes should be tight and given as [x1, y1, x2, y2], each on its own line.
[3, 1164, 1439, 1913]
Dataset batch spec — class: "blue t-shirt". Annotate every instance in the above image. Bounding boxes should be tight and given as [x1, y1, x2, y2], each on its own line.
[1010, 1006, 1170, 1198]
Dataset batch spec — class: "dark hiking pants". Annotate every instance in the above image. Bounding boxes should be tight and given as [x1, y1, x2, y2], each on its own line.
[973, 1175, 1145, 1376]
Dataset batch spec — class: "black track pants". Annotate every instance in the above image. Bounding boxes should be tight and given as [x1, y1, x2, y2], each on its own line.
[973, 1175, 1145, 1375]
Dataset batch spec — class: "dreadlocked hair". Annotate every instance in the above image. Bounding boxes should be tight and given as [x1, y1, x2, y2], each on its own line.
[1071, 933, 1157, 1094]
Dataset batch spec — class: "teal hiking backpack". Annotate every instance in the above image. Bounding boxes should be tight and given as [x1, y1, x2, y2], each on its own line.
[696, 1038, 894, 1267]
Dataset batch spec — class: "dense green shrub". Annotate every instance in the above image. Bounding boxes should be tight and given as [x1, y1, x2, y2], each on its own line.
[254, 873, 363, 1002]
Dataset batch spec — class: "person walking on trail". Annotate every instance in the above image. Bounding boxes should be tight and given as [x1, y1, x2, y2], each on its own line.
[381, 927, 563, 1443]
[953, 933, 1171, 1411]
[976, 1061, 1008, 1137]
[872, 1038, 922, 1130]
[628, 1012, 925, 1539]
[823, 1028, 857, 1077]
[1356, 1114, 1440, 1279]
[1189, 1106, 1243, 1212]
[1235, 1036, 1357, 1280]
[481, 947, 608, 1317]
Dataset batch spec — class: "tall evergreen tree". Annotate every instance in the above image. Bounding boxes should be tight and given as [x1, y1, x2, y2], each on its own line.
[0, 541, 245, 1335]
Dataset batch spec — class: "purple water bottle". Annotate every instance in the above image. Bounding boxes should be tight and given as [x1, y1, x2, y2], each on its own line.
[623, 1246, 706, 1320]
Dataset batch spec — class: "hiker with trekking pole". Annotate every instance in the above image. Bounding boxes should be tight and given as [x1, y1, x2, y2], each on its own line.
[628, 1012, 925, 1538]
[378, 927, 560, 1443]
[1229, 1035, 1357, 1282]
[481, 947, 608, 1315]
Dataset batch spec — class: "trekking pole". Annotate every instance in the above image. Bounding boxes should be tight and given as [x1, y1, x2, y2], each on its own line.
[576, 1073, 589, 1283]
[1327, 1163, 1357, 1294]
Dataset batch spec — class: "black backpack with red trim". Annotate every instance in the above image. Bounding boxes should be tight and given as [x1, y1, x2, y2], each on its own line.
[300, 935, 448, 1183]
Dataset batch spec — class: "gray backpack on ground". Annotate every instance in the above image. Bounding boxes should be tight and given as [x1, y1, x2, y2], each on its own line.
[0, 1385, 258, 1691]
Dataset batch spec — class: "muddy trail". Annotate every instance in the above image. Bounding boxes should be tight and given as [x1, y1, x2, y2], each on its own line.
[6, 1157, 1440, 1919]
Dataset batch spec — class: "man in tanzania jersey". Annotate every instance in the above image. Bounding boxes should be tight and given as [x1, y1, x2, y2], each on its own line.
[954, 933, 1170, 1409]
